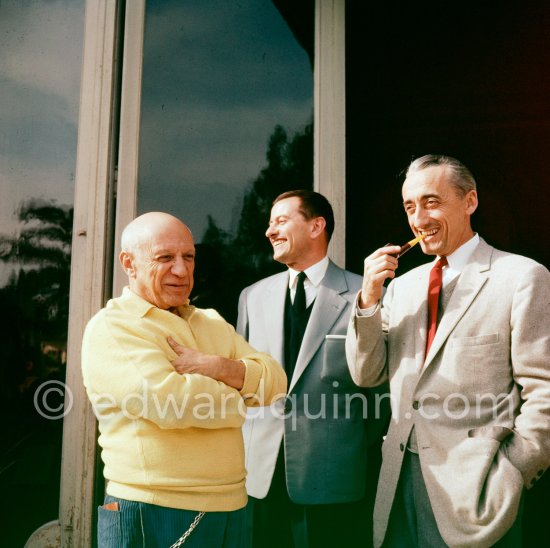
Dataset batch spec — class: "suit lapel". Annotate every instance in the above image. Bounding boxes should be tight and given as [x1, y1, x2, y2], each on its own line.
[262, 272, 288, 364]
[422, 240, 492, 369]
[411, 264, 432, 371]
[288, 262, 349, 392]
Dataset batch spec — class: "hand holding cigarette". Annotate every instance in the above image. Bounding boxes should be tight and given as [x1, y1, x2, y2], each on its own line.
[358, 234, 425, 309]
[391, 233, 426, 258]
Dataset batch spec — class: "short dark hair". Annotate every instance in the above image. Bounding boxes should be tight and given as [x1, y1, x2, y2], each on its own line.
[273, 189, 335, 242]
[406, 154, 477, 197]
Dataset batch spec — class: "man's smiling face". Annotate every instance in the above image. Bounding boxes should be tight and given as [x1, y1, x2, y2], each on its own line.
[127, 218, 196, 309]
[265, 196, 316, 269]
[402, 165, 478, 257]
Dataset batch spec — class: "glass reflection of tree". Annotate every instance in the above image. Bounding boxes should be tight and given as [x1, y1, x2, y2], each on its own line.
[0, 199, 72, 432]
[195, 121, 313, 325]
[0, 199, 73, 343]
[0, 199, 72, 545]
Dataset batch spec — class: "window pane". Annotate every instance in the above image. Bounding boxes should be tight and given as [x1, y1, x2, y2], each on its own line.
[137, 0, 313, 323]
[0, 0, 84, 544]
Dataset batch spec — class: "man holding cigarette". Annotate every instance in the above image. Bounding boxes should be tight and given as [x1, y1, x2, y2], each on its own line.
[238, 190, 389, 547]
[346, 154, 550, 547]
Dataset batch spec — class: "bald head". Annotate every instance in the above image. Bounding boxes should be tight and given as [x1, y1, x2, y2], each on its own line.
[121, 212, 193, 255]
[119, 212, 196, 309]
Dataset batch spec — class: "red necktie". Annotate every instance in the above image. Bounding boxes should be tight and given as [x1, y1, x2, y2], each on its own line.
[425, 256, 448, 359]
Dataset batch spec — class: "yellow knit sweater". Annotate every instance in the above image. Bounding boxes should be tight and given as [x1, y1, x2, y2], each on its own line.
[82, 287, 286, 511]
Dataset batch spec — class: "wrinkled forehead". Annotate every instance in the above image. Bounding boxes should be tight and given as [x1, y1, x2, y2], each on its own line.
[402, 166, 453, 199]
[151, 227, 194, 249]
[133, 222, 194, 255]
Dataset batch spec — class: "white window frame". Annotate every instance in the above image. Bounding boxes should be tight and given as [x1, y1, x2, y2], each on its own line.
[27, 1, 346, 545]
[315, 0, 346, 267]
[26, 0, 123, 545]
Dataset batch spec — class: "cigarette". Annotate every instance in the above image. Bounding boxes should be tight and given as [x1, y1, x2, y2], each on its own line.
[397, 233, 426, 257]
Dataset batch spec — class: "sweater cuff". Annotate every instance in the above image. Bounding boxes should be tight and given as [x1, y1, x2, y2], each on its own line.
[238, 358, 263, 399]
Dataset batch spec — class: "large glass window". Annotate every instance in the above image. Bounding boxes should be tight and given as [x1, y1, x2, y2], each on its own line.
[0, 1, 84, 544]
[136, 0, 313, 323]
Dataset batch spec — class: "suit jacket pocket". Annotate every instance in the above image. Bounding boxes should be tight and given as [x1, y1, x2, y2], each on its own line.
[423, 436, 523, 547]
[444, 334, 509, 393]
[450, 333, 500, 347]
[321, 335, 355, 388]
[468, 425, 513, 443]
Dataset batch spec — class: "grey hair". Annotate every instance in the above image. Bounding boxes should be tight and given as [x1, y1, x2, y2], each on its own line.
[406, 154, 477, 196]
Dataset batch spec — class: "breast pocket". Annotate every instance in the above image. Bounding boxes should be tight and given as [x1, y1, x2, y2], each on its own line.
[320, 334, 355, 388]
[446, 333, 510, 393]
[451, 333, 500, 348]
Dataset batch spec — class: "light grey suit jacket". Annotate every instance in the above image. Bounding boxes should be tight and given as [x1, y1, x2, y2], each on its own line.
[346, 238, 550, 547]
[238, 261, 388, 504]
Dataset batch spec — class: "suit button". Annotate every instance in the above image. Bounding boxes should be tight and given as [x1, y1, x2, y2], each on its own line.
[400, 443, 405, 452]
[531, 478, 537, 487]
[538, 469, 545, 477]
[412, 401, 420, 410]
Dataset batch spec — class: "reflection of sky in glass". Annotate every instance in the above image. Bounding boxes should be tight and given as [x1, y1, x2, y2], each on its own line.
[0, 0, 84, 285]
[138, 0, 312, 241]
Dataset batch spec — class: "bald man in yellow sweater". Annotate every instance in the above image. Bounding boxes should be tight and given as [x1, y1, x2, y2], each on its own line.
[81, 212, 286, 547]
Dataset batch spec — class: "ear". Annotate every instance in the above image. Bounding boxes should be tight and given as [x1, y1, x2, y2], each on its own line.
[119, 250, 136, 278]
[465, 190, 478, 216]
[310, 216, 327, 239]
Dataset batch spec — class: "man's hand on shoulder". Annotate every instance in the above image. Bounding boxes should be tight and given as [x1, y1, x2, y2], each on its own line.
[167, 336, 245, 390]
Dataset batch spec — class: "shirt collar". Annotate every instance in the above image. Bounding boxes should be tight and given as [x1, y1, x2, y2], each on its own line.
[438, 233, 480, 283]
[121, 286, 193, 319]
[288, 256, 329, 288]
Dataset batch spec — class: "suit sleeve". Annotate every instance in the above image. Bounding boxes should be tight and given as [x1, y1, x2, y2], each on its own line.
[504, 263, 550, 486]
[346, 286, 391, 388]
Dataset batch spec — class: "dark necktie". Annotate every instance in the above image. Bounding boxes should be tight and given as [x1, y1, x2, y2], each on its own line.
[425, 256, 448, 359]
[293, 271, 307, 312]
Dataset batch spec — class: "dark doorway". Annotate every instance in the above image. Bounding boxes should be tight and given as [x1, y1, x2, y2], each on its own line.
[344, 2, 550, 546]
[346, 0, 550, 275]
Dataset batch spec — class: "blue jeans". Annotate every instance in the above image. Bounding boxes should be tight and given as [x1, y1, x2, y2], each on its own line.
[98, 495, 248, 547]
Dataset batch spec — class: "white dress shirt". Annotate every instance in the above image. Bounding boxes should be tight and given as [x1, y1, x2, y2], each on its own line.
[441, 233, 480, 286]
[288, 256, 329, 308]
